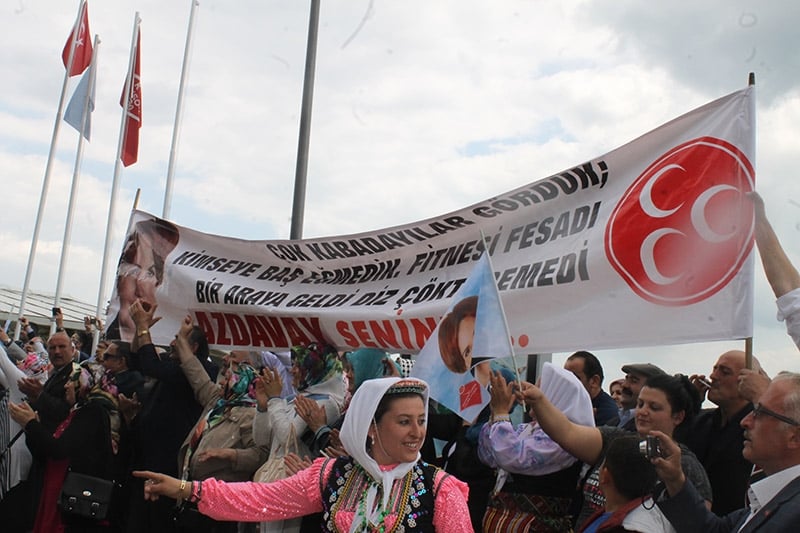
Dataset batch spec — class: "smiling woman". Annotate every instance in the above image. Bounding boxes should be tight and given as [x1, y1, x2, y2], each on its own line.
[134, 378, 473, 532]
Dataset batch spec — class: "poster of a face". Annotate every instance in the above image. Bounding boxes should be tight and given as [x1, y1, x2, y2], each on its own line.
[105, 217, 180, 341]
[411, 253, 515, 422]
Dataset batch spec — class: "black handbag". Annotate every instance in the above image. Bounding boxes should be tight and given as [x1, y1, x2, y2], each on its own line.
[172, 500, 213, 530]
[59, 471, 114, 520]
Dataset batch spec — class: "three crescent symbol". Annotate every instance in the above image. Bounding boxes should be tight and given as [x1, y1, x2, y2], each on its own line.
[640, 228, 685, 285]
[691, 184, 738, 243]
[639, 164, 685, 218]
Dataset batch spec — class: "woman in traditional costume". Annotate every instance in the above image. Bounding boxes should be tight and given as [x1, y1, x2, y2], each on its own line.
[135, 377, 472, 532]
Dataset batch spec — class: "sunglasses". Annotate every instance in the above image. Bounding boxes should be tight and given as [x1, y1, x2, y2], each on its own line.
[752, 403, 800, 427]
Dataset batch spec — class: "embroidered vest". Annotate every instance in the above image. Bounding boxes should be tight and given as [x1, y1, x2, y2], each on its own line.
[320, 457, 438, 532]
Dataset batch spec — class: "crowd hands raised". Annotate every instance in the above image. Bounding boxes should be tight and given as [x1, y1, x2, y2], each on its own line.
[2, 193, 800, 532]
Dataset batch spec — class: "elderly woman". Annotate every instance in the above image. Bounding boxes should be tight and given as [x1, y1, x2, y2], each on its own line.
[173, 317, 267, 533]
[134, 377, 472, 531]
[252, 342, 344, 533]
[8, 363, 118, 533]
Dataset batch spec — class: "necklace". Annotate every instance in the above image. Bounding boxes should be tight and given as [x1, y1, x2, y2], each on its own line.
[352, 466, 413, 533]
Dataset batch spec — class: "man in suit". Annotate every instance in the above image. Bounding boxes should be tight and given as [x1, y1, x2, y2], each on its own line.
[654, 371, 800, 532]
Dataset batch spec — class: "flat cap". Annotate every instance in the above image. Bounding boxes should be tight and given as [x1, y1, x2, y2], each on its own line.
[621, 363, 667, 379]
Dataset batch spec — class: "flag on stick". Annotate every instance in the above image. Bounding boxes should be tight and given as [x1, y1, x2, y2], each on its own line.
[64, 69, 95, 140]
[120, 28, 142, 167]
[410, 252, 514, 422]
[62, 1, 92, 76]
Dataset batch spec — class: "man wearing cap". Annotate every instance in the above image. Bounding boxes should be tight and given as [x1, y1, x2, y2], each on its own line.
[616, 363, 667, 431]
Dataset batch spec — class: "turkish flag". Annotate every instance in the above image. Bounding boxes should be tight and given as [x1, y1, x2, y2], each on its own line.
[62, 2, 92, 77]
[120, 29, 142, 167]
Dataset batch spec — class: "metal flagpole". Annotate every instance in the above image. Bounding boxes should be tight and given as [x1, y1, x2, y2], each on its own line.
[94, 13, 140, 337]
[289, 0, 321, 240]
[51, 34, 101, 336]
[163, 0, 199, 219]
[15, 0, 86, 340]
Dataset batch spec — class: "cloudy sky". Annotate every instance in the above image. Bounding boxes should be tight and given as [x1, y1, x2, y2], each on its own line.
[2, 0, 799, 382]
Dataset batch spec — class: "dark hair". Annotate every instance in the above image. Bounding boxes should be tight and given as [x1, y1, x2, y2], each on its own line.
[108, 340, 132, 365]
[73, 330, 93, 350]
[642, 373, 702, 430]
[373, 391, 425, 424]
[188, 325, 210, 359]
[568, 350, 605, 383]
[437, 295, 478, 373]
[604, 435, 657, 500]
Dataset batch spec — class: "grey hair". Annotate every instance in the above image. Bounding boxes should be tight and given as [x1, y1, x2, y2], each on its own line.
[774, 372, 800, 424]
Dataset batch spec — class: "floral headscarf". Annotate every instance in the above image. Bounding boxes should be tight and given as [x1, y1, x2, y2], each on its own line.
[206, 362, 258, 427]
[73, 362, 122, 453]
[17, 354, 48, 378]
[290, 342, 342, 391]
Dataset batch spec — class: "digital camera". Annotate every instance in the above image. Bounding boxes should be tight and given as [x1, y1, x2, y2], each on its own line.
[639, 435, 664, 459]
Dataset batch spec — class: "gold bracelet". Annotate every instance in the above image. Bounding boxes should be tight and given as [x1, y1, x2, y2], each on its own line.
[179, 479, 187, 497]
[137, 328, 150, 337]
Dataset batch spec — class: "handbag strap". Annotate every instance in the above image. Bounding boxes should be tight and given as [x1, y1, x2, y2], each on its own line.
[1, 428, 24, 457]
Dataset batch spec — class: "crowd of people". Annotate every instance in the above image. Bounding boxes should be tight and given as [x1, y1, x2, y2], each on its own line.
[0, 191, 799, 532]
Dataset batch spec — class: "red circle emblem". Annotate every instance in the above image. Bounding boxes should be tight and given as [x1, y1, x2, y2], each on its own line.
[605, 137, 754, 306]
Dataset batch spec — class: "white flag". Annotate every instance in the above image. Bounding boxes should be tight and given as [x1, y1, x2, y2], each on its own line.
[411, 252, 514, 421]
[64, 69, 95, 140]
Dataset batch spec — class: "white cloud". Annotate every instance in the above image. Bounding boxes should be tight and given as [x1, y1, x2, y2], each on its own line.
[2, 1, 799, 374]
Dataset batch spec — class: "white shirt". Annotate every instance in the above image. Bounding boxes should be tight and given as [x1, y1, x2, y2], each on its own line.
[740, 463, 800, 530]
[776, 288, 800, 349]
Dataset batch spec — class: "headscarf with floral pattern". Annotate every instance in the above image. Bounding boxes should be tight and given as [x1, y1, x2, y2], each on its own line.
[290, 342, 342, 391]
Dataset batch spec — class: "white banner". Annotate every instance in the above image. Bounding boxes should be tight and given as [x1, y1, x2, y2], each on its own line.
[106, 87, 756, 353]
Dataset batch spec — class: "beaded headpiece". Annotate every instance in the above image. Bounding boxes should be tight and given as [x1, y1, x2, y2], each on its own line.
[384, 378, 427, 396]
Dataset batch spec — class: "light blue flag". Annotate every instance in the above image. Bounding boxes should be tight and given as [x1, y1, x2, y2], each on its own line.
[64, 69, 95, 140]
[410, 252, 515, 422]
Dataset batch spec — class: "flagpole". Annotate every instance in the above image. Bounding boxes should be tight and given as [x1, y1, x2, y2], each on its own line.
[289, 0, 321, 240]
[480, 231, 523, 385]
[91, 189, 140, 355]
[163, 0, 199, 219]
[745, 71, 756, 370]
[51, 34, 101, 336]
[94, 13, 140, 337]
[14, 0, 86, 341]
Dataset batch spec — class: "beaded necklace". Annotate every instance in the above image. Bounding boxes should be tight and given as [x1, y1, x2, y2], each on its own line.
[336, 463, 413, 533]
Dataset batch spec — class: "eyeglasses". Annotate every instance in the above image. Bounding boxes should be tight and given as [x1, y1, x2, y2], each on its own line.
[752, 403, 800, 426]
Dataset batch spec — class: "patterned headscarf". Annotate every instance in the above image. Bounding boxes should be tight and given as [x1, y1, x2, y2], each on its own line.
[290, 342, 342, 391]
[17, 354, 48, 378]
[73, 362, 121, 455]
[206, 362, 258, 427]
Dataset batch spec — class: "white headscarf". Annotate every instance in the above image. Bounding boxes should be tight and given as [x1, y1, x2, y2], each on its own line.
[339, 377, 430, 513]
